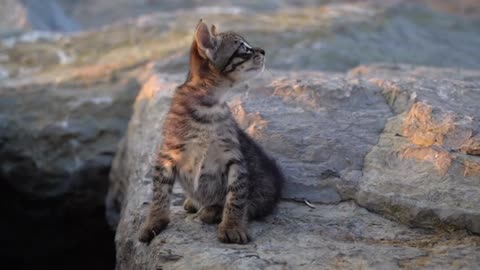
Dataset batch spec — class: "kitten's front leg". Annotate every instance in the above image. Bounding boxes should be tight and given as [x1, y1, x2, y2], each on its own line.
[218, 158, 250, 244]
[139, 152, 176, 244]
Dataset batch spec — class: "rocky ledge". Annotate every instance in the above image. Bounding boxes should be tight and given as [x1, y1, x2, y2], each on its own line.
[108, 64, 480, 269]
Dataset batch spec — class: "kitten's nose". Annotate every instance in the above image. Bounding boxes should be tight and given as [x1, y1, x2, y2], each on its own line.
[255, 47, 265, 56]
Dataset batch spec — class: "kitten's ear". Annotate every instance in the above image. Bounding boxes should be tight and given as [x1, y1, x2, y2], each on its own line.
[211, 24, 218, 36]
[195, 20, 215, 53]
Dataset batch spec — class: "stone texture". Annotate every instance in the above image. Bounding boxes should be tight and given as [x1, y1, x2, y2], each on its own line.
[1, 0, 480, 84]
[349, 64, 480, 234]
[108, 65, 480, 269]
[0, 0, 30, 35]
[117, 199, 480, 270]
[48, 0, 480, 29]
[0, 74, 140, 269]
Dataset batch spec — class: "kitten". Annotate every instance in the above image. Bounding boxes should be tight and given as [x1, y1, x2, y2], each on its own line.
[139, 20, 284, 244]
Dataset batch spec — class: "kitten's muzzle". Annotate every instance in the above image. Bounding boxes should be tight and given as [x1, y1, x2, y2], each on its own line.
[253, 54, 263, 62]
[252, 47, 265, 63]
[254, 47, 265, 56]
[252, 47, 265, 71]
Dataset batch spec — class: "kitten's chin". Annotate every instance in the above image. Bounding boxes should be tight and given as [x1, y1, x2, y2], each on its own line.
[258, 64, 265, 73]
[251, 64, 265, 79]
[246, 62, 265, 73]
[245, 64, 265, 79]
[226, 63, 265, 87]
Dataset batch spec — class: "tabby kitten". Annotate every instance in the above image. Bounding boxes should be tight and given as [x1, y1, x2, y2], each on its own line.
[139, 20, 284, 244]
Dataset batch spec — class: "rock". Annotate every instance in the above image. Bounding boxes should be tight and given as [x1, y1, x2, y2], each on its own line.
[0, 75, 140, 269]
[350, 64, 480, 234]
[2, 0, 480, 82]
[117, 199, 480, 270]
[0, 0, 79, 35]
[108, 65, 480, 269]
[140, 1, 480, 72]
[20, 0, 80, 32]
[0, 0, 30, 35]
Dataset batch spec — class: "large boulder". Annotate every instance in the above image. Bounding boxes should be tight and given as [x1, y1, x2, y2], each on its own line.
[0, 76, 139, 269]
[0, 0, 79, 34]
[0, 26, 145, 268]
[53, 0, 480, 34]
[351, 64, 480, 233]
[3, 0, 480, 81]
[108, 65, 480, 269]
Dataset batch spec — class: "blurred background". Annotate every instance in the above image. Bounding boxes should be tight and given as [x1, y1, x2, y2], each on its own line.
[0, 0, 479, 270]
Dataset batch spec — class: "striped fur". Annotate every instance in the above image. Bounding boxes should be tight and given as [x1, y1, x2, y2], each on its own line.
[139, 20, 284, 244]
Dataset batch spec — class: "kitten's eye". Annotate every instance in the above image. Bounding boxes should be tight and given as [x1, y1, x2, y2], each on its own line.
[240, 43, 253, 54]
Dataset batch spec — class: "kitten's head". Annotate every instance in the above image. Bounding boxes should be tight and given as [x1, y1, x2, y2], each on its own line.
[190, 20, 265, 84]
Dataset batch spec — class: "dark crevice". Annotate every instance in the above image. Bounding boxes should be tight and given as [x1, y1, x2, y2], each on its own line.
[0, 159, 116, 270]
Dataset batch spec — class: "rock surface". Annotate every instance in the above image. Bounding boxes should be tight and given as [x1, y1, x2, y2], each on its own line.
[118, 200, 480, 270]
[351, 65, 480, 234]
[0, 72, 139, 269]
[0, 0, 30, 34]
[1, 0, 480, 83]
[108, 65, 480, 269]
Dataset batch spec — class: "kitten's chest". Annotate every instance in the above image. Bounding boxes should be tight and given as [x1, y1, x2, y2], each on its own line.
[182, 138, 222, 172]
[177, 129, 227, 189]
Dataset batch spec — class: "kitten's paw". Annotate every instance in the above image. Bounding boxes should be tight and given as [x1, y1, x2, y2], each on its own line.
[183, 198, 198, 213]
[218, 223, 249, 244]
[138, 217, 170, 244]
[199, 205, 222, 224]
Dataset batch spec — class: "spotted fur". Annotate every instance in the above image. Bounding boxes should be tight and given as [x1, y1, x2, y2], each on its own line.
[139, 20, 284, 245]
